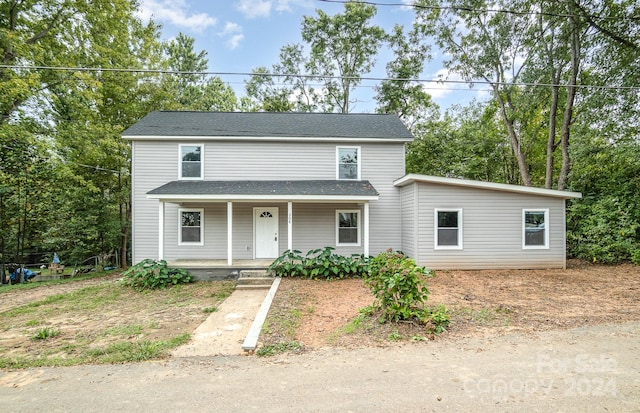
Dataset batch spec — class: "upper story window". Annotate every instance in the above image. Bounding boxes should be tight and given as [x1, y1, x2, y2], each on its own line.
[337, 146, 360, 180]
[434, 208, 463, 249]
[179, 144, 203, 179]
[523, 209, 549, 249]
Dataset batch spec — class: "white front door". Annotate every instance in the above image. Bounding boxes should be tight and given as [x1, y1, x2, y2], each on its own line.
[254, 207, 279, 258]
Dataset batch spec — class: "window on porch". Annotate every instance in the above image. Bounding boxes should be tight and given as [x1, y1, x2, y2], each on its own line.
[179, 208, 204, 245]
[336, 210, 360, 246]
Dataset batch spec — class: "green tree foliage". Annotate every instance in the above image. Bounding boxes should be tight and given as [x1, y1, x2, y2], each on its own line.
[1, 1, 239, 272]
[407, 102, 520, 183]
[376, 24, 439, 127]
[245, 1, 387, 113]
[413, 0, 585, 189]
[164, 33, 237, 111]
[567, 135, 640, 263]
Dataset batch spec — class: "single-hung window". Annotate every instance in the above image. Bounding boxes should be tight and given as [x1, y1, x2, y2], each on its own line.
[179, 144, 203, 179]
[179, 208, 204, 245]
[523, 209, 549, 249]
[336, 210, 360, 246]
[435, 209, 462, 249]
[337, 147, 360, 180]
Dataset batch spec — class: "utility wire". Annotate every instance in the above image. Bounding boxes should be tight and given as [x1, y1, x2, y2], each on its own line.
[0, 144, 122, 174]
[316, 0, 640, 21]
[2, 64, 638, 91]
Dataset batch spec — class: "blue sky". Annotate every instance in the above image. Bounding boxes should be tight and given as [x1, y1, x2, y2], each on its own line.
[136, 0, 485, 111]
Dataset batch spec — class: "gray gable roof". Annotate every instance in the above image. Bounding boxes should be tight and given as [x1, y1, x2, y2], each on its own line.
[123, 111, 413, 141]
[147, 180, 379, 198]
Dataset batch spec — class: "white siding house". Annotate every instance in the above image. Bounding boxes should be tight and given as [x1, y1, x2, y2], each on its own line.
[124, 111, 581, 272]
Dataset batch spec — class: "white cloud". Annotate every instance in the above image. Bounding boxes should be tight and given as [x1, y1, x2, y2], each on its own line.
[137, 0, 217, 32]
[236, 0, 311, 18]
[219, 22, 245, 50]
[275, 0, 314, 12]
[424, 68, 461, 99]
[236, 0, 272, 19]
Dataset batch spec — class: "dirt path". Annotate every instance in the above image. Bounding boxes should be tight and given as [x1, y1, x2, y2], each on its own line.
[1, 321, 638, 412]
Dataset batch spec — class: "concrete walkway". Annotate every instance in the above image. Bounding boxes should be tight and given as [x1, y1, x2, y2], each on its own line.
[171, 288, 269, 357]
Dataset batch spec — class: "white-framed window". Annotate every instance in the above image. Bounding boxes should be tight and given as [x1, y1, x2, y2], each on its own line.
[523, 209, 549, 249]
[179, 144, 203, 179]
[336, 146, 361, 180]
[336, 210, 361, 246]
[434, 208, 463, 249]
[179, 208, 204, 246]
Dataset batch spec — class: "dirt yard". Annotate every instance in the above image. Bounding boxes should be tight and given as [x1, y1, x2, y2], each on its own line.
[263, 260, 640, 349]
[1, 260, 638, 363]
[0, 276, 235, 365]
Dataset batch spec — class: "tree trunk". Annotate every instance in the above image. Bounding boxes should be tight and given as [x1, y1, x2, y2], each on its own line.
[494, 87, 532, 186]
[557, 13, 581, 191]
[546, 85, 560, 189]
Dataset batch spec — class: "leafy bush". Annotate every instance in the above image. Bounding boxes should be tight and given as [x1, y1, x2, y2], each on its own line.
[567, 196, 639, 264]
[427, 304, 451, 334]
[120, 259, 193, 291]
[365, 249, 437, 325]
[268, 247, 369, 279]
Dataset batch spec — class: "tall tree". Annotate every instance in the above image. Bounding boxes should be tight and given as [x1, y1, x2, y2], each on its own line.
[413, 0, 585, 189]
[376, 24, 439, 128]
[302, 1, 387, 113]
[1, 0, 169, 271]
[164, 33, 237, 111]
[245, 1, 387, 113]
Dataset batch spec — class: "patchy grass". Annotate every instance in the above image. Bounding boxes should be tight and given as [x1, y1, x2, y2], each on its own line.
[259, 285, 306, 352]
[0, 277, 236, 369]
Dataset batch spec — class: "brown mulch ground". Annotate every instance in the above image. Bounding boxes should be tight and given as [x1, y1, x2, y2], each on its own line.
[263, 260, 640, 349]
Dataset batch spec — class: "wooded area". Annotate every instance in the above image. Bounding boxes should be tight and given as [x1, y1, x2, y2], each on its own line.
[1, 0, 638, 277]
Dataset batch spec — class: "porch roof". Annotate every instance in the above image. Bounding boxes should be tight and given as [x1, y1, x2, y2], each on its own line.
[147, 180, 379, 202]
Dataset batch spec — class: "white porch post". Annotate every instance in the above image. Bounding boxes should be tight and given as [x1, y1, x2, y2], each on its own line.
[227, 202, 233, 266]
[158, 201, 164, 260]
[363, 202, 370, 257]
[287, 201, 293, 251]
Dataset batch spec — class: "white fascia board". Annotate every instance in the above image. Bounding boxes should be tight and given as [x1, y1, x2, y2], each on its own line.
[394, 174, 582, 199]
[123, 135, 413, 143]
[147, 194, 379, 202]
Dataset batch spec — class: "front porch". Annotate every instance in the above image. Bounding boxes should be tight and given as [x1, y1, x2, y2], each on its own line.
[148, 180, 380, 267]
[167, 259, 274, 281]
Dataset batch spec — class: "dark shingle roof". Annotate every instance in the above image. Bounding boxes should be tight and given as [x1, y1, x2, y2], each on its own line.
[147, 180, 379, 197]
[123, 111, 413, 141]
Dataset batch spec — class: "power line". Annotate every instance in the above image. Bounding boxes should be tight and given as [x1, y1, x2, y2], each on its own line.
[0, 144, 122, 174]
[2, 64, 638, 91]
[316, 0, 640, 21]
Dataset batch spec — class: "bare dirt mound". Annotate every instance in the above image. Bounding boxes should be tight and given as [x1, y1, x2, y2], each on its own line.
[269, 261, 640, 349]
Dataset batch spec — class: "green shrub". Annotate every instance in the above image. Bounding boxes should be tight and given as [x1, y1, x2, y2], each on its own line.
[268, 247, 369, 279]
[365, 249, 434, 323]
[120, 259, 193, 291]
[427, 304, 451, 334]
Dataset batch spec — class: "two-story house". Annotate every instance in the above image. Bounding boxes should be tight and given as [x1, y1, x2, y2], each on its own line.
[123, 111, 581, 274]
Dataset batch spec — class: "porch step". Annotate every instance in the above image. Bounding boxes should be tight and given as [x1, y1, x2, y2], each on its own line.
[239, 270, 272, 278]
[236, 270, 274, 289]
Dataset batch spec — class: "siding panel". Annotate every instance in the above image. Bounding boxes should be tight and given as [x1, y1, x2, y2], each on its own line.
[414, 183, 567, 269]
